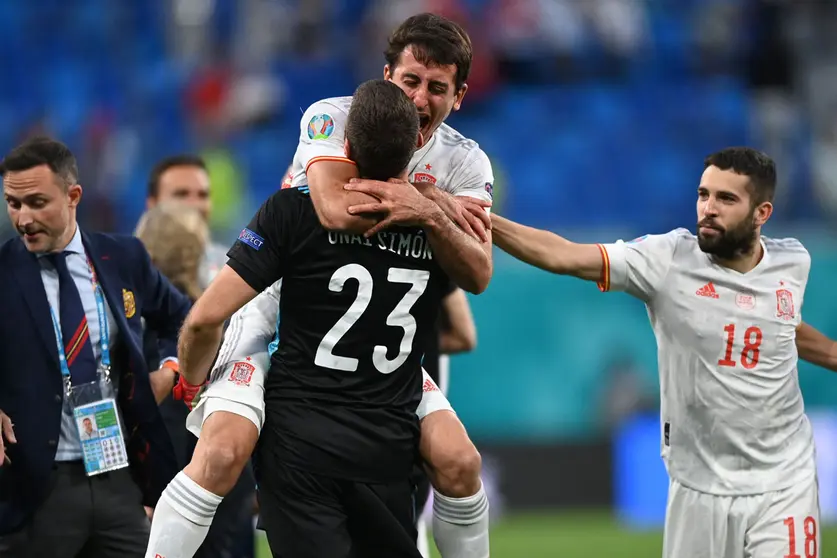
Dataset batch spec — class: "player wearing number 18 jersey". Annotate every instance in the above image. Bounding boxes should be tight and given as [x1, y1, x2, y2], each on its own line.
[490, 147, 837, 558]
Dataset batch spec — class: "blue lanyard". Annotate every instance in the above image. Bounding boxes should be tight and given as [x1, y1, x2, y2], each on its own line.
[48, 256, 111, 382]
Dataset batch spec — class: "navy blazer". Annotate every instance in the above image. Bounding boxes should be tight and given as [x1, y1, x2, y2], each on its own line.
[0, 231, 191, 534]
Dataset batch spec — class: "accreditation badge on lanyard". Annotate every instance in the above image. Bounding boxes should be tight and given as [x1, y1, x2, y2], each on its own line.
[50, 257, 129, 476]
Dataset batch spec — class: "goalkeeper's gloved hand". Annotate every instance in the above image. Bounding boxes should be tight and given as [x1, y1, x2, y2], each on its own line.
[172, 374, 205, 410]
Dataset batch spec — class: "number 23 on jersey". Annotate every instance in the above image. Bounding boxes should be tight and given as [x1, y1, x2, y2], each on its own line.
[315, 263, 429, 375]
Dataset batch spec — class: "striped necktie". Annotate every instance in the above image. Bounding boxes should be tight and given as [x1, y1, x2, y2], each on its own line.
[49, 252, 97, 385]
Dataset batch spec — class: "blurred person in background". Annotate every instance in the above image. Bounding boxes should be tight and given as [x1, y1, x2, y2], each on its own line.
[145, 155, 229, 287]
[490, 147, 837, 558]
[136, 201, 256, 558]
[0, 136, 189, 557]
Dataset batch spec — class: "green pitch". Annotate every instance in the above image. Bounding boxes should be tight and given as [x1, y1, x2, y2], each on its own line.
[255, 509, 837, 557]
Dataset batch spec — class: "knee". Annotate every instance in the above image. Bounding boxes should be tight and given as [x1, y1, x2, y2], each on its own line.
[186, 416, 257, 495]
[433, 443, 482, 498]
[206, 441, 250, 478]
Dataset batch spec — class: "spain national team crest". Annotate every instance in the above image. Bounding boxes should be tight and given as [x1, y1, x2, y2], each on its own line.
[228, 360, 255, 386]
[775, 288, 795, 320]
[122, 289, 135, 318]
[414, 172, 436, 185]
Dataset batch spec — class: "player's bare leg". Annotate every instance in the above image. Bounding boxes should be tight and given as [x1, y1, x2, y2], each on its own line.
[420, 409, 489, 558]
[145, 411, 259, 558]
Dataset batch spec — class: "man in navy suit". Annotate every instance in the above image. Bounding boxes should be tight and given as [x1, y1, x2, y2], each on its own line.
[0, 137, 191, 558]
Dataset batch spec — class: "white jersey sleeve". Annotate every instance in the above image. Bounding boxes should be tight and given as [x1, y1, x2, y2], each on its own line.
[447, 148, 494, 205]
[597, 229, 687, 302]
[290, 97, 355, 187]
[210, 281, 282, 379]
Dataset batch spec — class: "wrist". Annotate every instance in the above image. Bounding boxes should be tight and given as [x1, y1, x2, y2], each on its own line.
[180, 372, 205, 387]
[421, 203, 448, 231]
[160, 360, 179, 388]
[415, 181, 438, 200]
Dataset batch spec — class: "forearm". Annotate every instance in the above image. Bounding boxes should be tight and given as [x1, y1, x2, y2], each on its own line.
[439, 289, 476, 354]
[440, 330, 474, 354]
[212, 292, 280, 371]
[178, 322, 225, 384]
[492, 214, 569, 273]
[797, 322, 837, 372]
[307, 162, 379, 233]
[424, 209, 491, 294]
[491, 214, 604, 282]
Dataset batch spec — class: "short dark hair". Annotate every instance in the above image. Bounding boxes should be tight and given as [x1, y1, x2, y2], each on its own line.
[346, 80, 420, 182]
[147, 154, 207, 198]
[0, 136, 78, 189]
[385, 13, 472, 91]
[704, 147, 777, 204]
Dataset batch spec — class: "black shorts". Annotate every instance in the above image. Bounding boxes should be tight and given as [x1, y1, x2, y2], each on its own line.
[257, 458, 423, 558]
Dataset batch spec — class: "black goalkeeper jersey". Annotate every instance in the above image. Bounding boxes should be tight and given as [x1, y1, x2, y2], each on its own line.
[227, 187, 450, 482]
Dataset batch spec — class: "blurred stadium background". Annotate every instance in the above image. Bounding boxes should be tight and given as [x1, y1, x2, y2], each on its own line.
[3, 0, 837, 556]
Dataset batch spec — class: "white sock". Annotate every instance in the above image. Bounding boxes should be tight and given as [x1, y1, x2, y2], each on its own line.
[432, 482, 490, 558]
[145, 471, 223, 558]
[416, 516, 431, 558]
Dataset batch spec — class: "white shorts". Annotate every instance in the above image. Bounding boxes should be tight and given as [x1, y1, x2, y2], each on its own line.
[186, 354, 454, 437]
[185, 350, 269, 437]
[664, 475, 821, 558]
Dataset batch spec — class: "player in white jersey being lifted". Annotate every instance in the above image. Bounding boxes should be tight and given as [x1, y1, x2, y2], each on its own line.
[148, 13, 492, 558]
[490, 146, 837, 558]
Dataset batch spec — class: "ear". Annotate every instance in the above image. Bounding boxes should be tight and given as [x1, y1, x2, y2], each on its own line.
[416, 131, 425, 149]
[383, 64, 393, 81]
[452, 83, 469, 112]
[343, 138, 351, 159]
[67, 184, 83, 209]
[754, 201, 773, 227]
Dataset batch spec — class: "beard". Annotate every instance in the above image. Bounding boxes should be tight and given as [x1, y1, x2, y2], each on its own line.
[697, 214, 757, 260]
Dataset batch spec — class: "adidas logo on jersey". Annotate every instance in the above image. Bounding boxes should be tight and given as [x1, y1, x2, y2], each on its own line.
[423, 378, 439, 393]
[696, 282, 720, 299]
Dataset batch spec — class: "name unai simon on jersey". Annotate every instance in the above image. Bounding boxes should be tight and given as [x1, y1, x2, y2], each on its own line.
[327, 230, 434, 260]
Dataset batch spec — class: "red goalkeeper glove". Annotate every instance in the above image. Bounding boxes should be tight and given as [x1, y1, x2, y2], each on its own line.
[172, 374, 204, 410]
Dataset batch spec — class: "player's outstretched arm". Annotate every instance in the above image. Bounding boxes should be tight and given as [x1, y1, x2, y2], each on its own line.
[179, 265, 260, 385]
[796, 322, 837, 372]
[491, 214, 604, 282]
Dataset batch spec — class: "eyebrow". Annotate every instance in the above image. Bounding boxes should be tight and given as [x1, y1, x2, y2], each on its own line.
[403, 72, 449, 89]
[4, 192, 46, 202]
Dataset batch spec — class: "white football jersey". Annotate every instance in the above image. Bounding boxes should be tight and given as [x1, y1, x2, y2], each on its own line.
[599, 229, 815, 495]
[289, 96, 494, 204]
